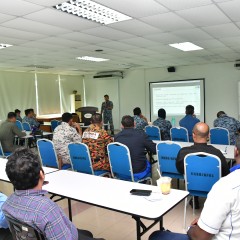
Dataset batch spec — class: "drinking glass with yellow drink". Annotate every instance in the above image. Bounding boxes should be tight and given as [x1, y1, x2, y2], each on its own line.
[157, 177, 172, 195]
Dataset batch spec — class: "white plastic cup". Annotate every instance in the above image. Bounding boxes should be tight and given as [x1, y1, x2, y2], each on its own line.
[157, 177, 172, 195]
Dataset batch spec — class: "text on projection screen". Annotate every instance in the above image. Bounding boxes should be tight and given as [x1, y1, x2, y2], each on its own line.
[152, 85, 201, 116]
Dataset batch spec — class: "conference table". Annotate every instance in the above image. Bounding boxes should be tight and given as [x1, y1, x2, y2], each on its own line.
[153, 140, 235, 159]
[0, 158, 189, 239]
[0, 158, 59, 183]
[43, 170, 189, 240]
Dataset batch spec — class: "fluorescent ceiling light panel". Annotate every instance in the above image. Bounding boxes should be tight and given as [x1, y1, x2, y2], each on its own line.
[54, 0, 132, 25]
[169, 42, 203, 51]
[0, 43, 13, 50]
[76, 56, 109, 62]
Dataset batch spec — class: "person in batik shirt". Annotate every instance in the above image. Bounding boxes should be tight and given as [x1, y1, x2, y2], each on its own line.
[82, 113, 112, 171]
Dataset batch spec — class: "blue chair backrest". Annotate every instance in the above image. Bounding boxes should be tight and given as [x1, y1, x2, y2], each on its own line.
[22, 122, 31, 131]
[171, 127, 189, 142]
[210, 127, 230, 145]
[37, 139, 58, 168]
[16, 120, 23, 131]
[157, 142, 183, 177]
[184, 152, 221, 196]
[68, 143, 93, 175]
[51, 120, 59, 132]
[107, 142, 134, 181]
[145, 125, 161, 140]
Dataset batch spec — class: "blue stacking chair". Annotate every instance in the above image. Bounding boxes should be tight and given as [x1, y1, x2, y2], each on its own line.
[16, 120, 23, 131]
[170, 127, 189, 142]
[183, 152, 221, 228]
[145, 125, 161, 141]
[51, 120, 59, 132]
[0, 141, 11, 158]
[157, 142, 183, 188]
[107, 142, 152, 183]
[22, 122, 32, 131]
[68, 143, 110, 176]
[37, 139, 59, 169]
[210, 127, 230, 145]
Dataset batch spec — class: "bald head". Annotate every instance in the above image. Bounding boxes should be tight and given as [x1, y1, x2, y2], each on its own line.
[192, 122, 209, 142]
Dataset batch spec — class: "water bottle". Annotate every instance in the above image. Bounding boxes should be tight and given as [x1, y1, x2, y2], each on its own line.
[171, 117, 176, 127]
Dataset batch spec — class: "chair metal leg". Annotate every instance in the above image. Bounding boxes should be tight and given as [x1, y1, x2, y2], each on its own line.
[183, 197, 187, 230]
[193, 196, 195, 216]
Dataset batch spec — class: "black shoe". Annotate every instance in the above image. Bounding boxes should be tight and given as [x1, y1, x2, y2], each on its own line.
[189, 198, 200, 209]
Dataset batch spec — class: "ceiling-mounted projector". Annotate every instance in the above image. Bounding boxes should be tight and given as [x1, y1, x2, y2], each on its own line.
[93, 71, 124, 79]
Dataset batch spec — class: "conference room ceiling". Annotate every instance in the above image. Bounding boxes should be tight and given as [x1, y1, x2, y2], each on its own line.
[1, 0, 240, 75]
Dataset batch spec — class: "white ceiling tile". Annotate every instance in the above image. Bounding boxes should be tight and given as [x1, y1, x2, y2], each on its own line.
[94, 0, 169, 18]
[108, 20, 161, 36]
[218, 0, 240, 22]
[0, 36, 29, 45]
[144, 32, 185, 44]
[0, 26, 47, 40]
[25, 8, 100, 31]
[141, 12, 194, 31]
[177, 4, 231, 27]
[0, 0, 44, 16]
[193, 39, 226, 48]
[155, 0, 212, 11]
[2, 18, 71, 35]
[59, 32, 109, 44]
[39, 37, 88, 48]
[82, 26, 135, 40]
[173, 28, 213, 41]
[97, 41, 136, 50]
[202, 23, 240, 38]
[24, 0, 65, 7]
[120, 37, 159, 48]
[220, 36, 240, 46]
[0, 13, 17, 23]
[213, 0, 234, 3]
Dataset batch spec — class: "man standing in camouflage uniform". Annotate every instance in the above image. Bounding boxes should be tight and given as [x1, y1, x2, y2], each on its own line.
[82, 113, 112, 171]
[213, 111, 240, 145]
[101, 94, 114, 135]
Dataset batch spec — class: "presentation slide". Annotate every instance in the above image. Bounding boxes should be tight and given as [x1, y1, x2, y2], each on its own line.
[150, 79, 205, 123]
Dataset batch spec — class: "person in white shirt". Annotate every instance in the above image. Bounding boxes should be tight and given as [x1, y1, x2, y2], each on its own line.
[149, 137, 240, 240]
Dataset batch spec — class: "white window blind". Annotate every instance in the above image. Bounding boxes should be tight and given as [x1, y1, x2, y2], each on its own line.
[0, 72, 36, 121]
[37, 74, 61, 115]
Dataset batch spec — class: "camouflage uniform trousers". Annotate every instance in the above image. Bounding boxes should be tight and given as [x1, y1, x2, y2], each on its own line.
[103, 111, 114, 132]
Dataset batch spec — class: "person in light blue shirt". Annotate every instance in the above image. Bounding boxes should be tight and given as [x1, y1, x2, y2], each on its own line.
[179, 105, 200, 142]
[0, 192, 12, 240]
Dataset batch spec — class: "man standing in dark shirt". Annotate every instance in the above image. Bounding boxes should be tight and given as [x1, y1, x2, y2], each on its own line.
[176, 122, 229, 208]
[114, 115, 156, 181]
[101, 94, 114, 135]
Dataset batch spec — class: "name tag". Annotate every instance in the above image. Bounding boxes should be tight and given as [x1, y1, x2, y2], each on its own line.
[82, 131, 99, 140]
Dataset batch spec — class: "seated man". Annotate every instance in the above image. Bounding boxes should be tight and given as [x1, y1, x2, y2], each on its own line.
[0, 193, 12, 240]
[22, 109, 40, 128]
[2, 148, 104, 240]
[14, 109, 22, 122]
[176, 122, 229, 208]
[82, 113, 112, 171]
[213, 111, 240, 145]
[53, 112, 82, 168]
[0, 112, 26, 152]
[179, 105, 200, 142]
[149, 136, 240, 240]
[153, 108, 172, 140]
[133, 107, 148, 132]
[114, 115, 156, 181]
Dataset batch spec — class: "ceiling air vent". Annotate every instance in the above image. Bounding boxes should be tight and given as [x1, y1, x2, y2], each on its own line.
[93, 71, 124, 79]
